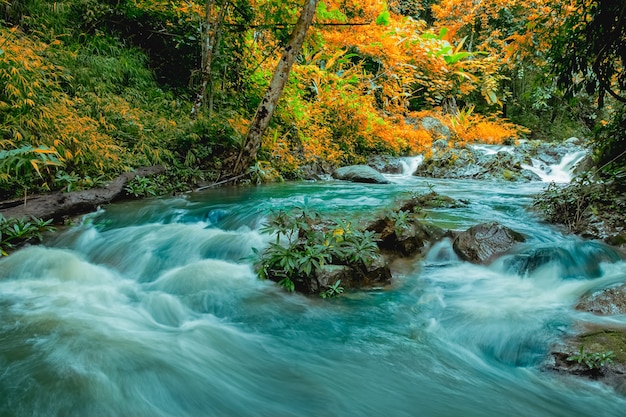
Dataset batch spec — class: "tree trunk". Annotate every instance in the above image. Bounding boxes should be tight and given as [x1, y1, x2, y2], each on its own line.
[191, 0, 228, 119]
[233, 0, 319, 175]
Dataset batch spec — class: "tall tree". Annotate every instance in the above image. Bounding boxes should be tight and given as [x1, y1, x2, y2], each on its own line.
[191, 0, 229, 118]
[233, 0, 319, 175]
[550, 0, 626, 106]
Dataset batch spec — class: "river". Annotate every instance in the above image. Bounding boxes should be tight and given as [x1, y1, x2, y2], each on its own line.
[1, 166, 625, 416]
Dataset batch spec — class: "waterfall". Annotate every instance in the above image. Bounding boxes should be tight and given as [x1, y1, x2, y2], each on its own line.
[521, 150, 588, 183]
[399, 155, 424, 176]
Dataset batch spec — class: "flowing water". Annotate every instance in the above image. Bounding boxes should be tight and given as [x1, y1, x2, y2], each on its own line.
[1, 161, 625, 416]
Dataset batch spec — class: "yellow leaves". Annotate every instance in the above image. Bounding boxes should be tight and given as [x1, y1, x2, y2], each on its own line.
[437, 108, 528, 146]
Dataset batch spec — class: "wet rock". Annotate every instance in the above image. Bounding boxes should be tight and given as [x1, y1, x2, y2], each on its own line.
[362, 254, 393, 286]
[565, 137, 581, 146]
[332, 165, 390, 184]
[311, 257, 392, 293]
[366, 213, 445, 257]
[415, 140, 588, 182]
[453, 222, 525, 264]
[396, 191, 466, 211]
[313, 265, 354, 292]
[367, 155, 404, 174]
[576, 284, 626, 315]
[551, 330, 626, 392]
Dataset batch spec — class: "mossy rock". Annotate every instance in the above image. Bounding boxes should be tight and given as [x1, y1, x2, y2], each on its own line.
[578, 330, 626, 365]
[396, 191, 467, 211]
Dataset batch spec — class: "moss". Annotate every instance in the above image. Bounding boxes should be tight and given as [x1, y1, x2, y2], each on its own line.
[578, 330, 626, 365]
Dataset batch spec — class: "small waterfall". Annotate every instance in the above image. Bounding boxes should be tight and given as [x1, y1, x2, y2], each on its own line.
[521, 150, 588, 183]
[470, 144, 515, 155]
[399, 155, 424, 176]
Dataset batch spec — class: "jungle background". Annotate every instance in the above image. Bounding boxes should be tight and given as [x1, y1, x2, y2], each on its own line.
[0, 0, 623, 199]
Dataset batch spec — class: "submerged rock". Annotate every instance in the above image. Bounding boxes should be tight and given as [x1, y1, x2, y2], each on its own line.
[504, 241, 622, 279]
[332, 165, 390, 184]
[576, 284, 626, 315]
[453, 222, 525, 264]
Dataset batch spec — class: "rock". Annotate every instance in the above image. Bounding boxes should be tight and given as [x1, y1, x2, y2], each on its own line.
[419, 116, 451, 141]
[367, 155, 404, 174]
[396, 192, 466, 211]
[332, 165, 390, 184]
[576, 284, 626, 315]
[313, 265, 354, 292]
[453, 222, 525, 264]
[0, 166, 165, 223]
[311, 257, 392, 293]
[414, 140, 590, 183]
[432, 139, 449, 150]
[362, 254, 393, 286]
[550, 330, 626, 391]
[565, 137, 581, 146]
[366, 214, 445, 257]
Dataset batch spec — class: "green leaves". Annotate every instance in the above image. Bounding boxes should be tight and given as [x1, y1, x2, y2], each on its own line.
[375, 10, 390, 26]
[320, 279, 344, 299]
[0, 215, 55, 256]
[255, 206, 382, 295]
[567, 345, 615, 370]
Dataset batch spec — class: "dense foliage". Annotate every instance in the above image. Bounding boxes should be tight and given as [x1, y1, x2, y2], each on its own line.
[0, 0, 623, 196]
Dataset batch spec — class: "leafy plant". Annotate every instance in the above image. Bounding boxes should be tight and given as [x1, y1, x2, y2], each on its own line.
[0, 215, 55, 256]
[567, 345, 615, 370]
[124, 176, 159, 198]
[341, 229, 379, 267]
[533, 175, 604, 233]
[255, 206, 382, 294]
[386, 209, 410, 236]
[320, 279, 344, 298]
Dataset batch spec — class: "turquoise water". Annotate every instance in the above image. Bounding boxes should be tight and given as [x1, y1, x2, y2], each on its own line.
[1, 176, 625, 417]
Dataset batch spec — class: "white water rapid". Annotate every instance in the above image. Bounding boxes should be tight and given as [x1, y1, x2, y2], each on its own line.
[521, 150, 589, 183]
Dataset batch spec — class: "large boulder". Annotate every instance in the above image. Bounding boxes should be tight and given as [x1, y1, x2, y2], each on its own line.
[332, 165, 390, 184]
[453, 222, 525, 264]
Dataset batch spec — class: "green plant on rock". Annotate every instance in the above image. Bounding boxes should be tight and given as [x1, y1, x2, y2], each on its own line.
[341, 229, 379, 267]
[320, 279, 344, 299]
[125, 176, 159, 197]
[386, 209, 411, 236]
[256, 206, 381, 294]
[567, 345, 615, 370]
[0, 215, 55, 256]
